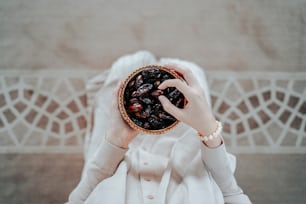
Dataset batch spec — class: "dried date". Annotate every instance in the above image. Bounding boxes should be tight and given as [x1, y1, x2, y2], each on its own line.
[135, 75, 144, 88]
[128, 102, 143, 112]
[139, 96, 154, 105]
[151, 89, 164, 97]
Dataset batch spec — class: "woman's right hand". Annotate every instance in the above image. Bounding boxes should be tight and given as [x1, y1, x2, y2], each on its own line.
[158, 64, 222, 147]
[105, 83, 138, 149]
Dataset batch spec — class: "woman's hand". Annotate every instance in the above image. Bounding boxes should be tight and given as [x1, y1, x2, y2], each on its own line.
[105, 83, 138, 149]
[158, 64, 222, 147]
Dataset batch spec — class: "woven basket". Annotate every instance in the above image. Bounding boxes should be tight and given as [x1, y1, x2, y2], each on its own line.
[118, 65, 185, 135]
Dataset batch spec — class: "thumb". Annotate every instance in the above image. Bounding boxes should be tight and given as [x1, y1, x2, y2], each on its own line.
[158, 95, 183, 120]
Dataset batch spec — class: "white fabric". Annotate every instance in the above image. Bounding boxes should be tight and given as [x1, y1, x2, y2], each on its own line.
[68, 51, 252, 204]
[85, 130, 223, 204]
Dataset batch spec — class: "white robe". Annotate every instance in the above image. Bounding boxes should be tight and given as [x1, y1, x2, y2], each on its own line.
[67, 51, 252, 204]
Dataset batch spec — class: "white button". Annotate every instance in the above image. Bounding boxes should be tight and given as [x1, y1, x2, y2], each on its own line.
[144, 178, 151, 182]
[147, 195, 154, 200]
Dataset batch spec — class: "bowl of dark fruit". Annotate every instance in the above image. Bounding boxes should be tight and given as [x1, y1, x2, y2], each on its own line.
[118, 65, 186, 134]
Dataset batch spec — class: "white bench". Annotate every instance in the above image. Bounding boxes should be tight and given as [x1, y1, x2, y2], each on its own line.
[0, 70, 305, 154]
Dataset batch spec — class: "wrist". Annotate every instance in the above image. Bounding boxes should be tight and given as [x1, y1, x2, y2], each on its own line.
[197, 116, 218, 136]
[198, 120, 223, 148]
[202, 136, 222, 148]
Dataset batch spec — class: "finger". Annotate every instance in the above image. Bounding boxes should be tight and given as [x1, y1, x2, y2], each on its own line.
[158, 95, 183, 120]
[164, 64, 201, 88]
[158, 78, 192, 99]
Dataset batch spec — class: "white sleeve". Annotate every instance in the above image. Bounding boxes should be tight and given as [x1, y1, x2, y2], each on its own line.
[67, 139, 128, 204]
[201, 143, 252, 204]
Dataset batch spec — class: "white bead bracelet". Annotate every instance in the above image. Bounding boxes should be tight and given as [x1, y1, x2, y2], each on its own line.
[198, 121, 223, 142]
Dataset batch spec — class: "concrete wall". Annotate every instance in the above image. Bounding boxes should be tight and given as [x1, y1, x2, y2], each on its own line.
[0, 0, 305, 71]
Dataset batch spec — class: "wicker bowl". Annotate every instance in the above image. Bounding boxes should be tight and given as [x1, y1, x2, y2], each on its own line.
[118, 65, 185, 134]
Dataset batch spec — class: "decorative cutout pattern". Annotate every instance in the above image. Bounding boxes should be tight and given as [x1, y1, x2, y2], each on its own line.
[0, 70, 93, 153]
[0, 70, 305, 153]
[208, 72, 306, 153]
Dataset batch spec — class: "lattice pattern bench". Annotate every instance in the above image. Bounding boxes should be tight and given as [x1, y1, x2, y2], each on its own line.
[0, 70, 305, 153]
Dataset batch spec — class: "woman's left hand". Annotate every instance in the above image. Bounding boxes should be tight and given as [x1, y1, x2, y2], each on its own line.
[105, 83, 138, 149]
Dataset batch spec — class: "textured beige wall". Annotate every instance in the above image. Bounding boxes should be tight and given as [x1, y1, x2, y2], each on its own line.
[0, 0, 305, 71]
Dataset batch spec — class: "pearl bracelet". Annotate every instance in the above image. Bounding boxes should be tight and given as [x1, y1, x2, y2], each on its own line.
[198, 121, 223, 142]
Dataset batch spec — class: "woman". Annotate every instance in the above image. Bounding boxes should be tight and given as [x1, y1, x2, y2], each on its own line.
[67, 51, 252, 204]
